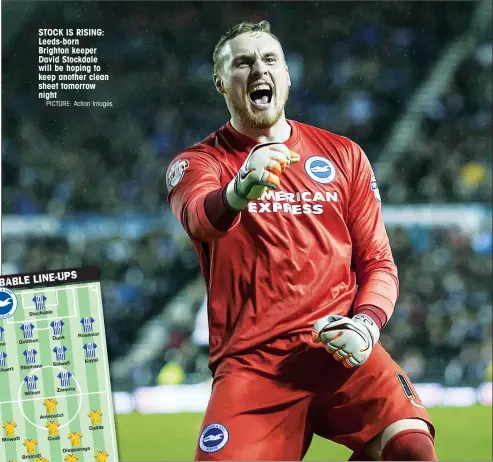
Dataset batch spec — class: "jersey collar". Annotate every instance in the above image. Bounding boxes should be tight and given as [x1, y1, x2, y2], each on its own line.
[221, 119, 300, 152]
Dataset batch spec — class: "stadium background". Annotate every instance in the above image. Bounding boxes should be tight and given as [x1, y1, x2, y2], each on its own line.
[2, 1, 492, 460]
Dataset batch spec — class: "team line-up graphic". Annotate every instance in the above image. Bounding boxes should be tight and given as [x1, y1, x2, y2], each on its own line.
[0, 283, 118, 462]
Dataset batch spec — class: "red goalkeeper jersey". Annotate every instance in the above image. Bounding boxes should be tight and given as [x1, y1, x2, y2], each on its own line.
[167, 120, 398, 370]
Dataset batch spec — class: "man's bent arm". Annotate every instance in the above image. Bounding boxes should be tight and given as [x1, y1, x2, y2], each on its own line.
[347, 141, 399, 328]
[203, 184, 240, 232]
[167, 151, 240, 242]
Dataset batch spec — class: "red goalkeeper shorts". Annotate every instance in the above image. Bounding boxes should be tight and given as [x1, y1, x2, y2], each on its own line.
[195, 334, 434, 460]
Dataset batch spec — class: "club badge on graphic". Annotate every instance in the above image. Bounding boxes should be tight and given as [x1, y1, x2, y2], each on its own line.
[0, 287, 18, 320]
[199, 423, 229, 453]
[167, 159, 190, 189]
[304, 156, 337, 184]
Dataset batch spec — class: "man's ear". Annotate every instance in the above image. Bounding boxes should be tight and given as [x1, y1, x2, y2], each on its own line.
[214, 74, 225, 95]
[285, 63, 291, 88]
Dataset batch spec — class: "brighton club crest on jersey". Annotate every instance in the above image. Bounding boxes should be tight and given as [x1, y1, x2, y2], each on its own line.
[33, 295, 47, 311]
[0, 288, 18, 320]
[304, 156, 337, 184]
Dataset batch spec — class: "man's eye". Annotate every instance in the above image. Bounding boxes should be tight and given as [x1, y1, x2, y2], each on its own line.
[265, 57, 276, 63]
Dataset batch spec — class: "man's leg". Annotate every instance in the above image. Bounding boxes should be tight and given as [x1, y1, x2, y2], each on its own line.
[309, 342, 436, 461]
[195, 355, 313, 461]
[364, 418, 436, 461]
[348, 420, 435, 462]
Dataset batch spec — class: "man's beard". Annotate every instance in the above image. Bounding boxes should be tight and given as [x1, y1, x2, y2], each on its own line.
[228, 86, 289, 129]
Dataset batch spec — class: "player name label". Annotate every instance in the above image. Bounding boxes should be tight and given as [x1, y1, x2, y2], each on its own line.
[53, 360, 70, 366]
[90, 425, 103, 431]
[2, 436, 20, 442]
[85, 358, 98, 364]
[29, 310, 53, 316]
[21, 364, 42, 370]
[48, 436, 60, 441]
[0, 367, 14, 372]
[78, 332, 99, 338]
[40, 413, 64, 419]
[57, 387, 75, 392]
[19, 339, 39, 345]
[63, 447, 91, 453]
[25, 390, 41, 396]
[0, 342, 6, 347]
[52, 335, 65, 341]
[22, 454, 41, 460]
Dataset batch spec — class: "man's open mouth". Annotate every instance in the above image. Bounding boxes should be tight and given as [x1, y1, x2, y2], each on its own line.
[249, 84, 273, 108]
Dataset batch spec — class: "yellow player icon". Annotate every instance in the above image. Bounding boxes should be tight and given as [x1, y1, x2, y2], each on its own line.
[2, 421, 17, 437]
[35, 457, 49, 462]
[94, 450, 109, 462]
[64, 455, 79, 462]
[23, 438, 38, 454]
[43, 398, 58, 414]
[68, 431, 83, 447]
[45, 421, 60, 436]
[88, 409, 103, 425]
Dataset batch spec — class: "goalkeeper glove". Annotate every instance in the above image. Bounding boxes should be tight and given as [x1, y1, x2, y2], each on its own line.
[312, 314, 380, 368]
[226, 142, 300, 211]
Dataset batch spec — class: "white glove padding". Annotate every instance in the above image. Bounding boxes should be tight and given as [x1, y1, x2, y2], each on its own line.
[226, 142, 300, 211]
[312, 314, 380, 368]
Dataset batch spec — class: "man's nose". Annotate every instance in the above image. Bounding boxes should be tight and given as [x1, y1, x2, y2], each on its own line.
[251, 58, 268, 76]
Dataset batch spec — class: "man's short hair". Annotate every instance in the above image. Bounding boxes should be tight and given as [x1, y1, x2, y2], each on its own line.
[212, 20, 282, 74]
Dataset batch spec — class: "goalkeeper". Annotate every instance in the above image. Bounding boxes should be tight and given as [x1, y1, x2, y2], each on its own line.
[167, 20, 436, 461]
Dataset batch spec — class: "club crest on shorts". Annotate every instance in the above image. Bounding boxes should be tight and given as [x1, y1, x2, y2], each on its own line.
[167, 159, 189, 189]
[304, 156, 336, 184]
[199, 423, 229, 453]
[0, 288, 18, 320]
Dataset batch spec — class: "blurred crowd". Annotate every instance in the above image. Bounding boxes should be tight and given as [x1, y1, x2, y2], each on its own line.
[383, 49, 492, 204]
[3, 2, 489, 215]
[384, 224, 492, 386]
[2, 2, 492, 389]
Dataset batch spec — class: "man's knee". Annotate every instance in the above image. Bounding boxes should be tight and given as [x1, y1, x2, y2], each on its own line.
[381, 428, 436, 461]
[365, 418, 436, 461]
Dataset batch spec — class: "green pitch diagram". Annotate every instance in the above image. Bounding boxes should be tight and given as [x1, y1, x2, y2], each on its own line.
[0, 268, 118, 462]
